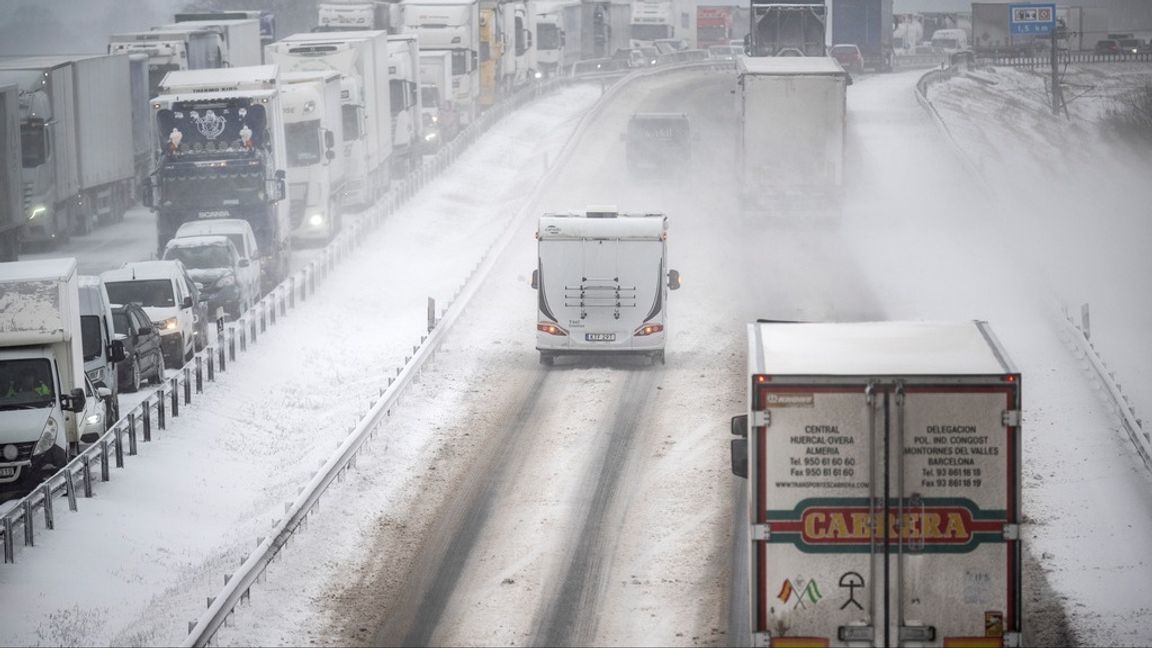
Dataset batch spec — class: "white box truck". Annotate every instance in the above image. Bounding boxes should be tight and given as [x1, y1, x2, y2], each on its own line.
[737, 56, 848, 217]
[403, 0, 481, 125]
[108, 27, 226, 96]
[387, 33, 425, 172]
[0, 258, 113, 488]
[281, 70, 346, 242]
[419, 50, 460, 145]
[145, 65, 291, 293]
[0, 54, 137, 247]
[532, 208, 680, 366]
[729, 321, 1023, 648]
[266, 31, 394, 208]
[0, 85, 20, 262]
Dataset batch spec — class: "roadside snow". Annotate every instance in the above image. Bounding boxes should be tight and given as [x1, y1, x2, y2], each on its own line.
[0, 83, 601, 647]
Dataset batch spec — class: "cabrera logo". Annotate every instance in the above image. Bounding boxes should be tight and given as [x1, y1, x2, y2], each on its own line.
[765, 497, 1008, 554]
[764, 393, 815, 407]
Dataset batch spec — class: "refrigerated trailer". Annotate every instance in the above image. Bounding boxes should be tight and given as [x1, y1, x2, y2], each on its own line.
[532, 208, 680, 365]
[730, 320, 1022, 648]
[0, 55, 137, 247]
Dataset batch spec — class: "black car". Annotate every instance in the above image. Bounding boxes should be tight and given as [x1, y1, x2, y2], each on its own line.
[624, 112, 692, 179]
[112, 302, 165, 392]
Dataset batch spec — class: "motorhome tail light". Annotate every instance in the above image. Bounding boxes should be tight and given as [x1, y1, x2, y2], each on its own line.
[635, 323, 664, 336]
[537, 322, 567, 336]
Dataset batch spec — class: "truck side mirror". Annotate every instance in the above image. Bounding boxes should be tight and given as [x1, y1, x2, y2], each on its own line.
[239, 258, 250, 268]
[743, 33, 751, 55]
[667, 269, 681, 290]
[731, 438, 748, 478]
[182, 296, 194, 309]
[109, 339, 126, 363]
[63, 387, 86, 413]
[326, 149, 336, 161]
[324, 129, 335, 149]
[731, 414, 748, 438]
[530, 269, 539, 289]
[560, 30, 566, 47]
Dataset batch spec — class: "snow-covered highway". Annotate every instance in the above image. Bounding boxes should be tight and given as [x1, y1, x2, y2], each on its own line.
[1, 61, 1151, 648]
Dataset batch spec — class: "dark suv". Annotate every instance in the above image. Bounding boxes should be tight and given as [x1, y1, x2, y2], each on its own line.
[112, 303, 165, 392]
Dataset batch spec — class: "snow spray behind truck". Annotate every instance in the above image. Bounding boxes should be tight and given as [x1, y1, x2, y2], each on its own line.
[729, 321, 1022, 648]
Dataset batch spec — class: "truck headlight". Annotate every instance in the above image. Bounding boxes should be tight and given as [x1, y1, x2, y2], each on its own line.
[308, 213, 325, 227]
[28, 205, 47, 220]
[424, 132, 438, 142]
[155, 317, 179, 332]
[32, 417, 59, 456]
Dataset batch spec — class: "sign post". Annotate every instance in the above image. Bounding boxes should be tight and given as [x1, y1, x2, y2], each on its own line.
[1009, 3, 1062, 114]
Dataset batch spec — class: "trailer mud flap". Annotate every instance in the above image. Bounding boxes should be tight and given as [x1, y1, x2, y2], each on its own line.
[753, 381, 1020, 646]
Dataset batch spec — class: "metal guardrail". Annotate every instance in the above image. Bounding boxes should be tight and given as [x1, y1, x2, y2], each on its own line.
[977, 51, 1152, 68]
[0, 74, 571, 565]
[1059, 305, 1152, 473]
[180, 59, 731, 648]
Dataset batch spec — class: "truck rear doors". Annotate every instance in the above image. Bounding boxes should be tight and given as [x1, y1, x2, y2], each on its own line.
[745, 376, 1021, 647]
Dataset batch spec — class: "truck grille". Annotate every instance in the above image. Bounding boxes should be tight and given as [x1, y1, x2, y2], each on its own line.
[1, 442, 36, 463]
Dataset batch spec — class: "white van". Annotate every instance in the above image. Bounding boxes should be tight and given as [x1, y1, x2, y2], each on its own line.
[930, 28, 969, 53]
[101, 261, 207, 368]
[531, 208, 681, 365]
[174, 219, 263, 307]
[78, 276, 125, 422]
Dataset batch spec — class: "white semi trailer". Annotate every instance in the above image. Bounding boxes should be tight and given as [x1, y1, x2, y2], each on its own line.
[729, 320, 1023, 648]
[737, 56, 848, 217]
[266, 31, 394, 208]
[403, 0, 481, 125]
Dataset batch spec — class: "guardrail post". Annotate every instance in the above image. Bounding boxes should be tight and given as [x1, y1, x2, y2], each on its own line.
[81, 456, 93, 497]
[171, 376, 180, 416]
[289, 276, 296, 309]
[228, 327, 236, 362]
[279, 289, 287, 317]
[41, 484, 54, 529]
[3, 517, 12, 563]
[113, 424, 124, 467]
[207, 350, 215, 382]
[22, 501, 33, 546]
[259, 302, 266, 334]
[270, 295, 277, 326]
[240, 321, 248, 353]
[195, 356, 204, 393]
[100, 440, 110, 480]
[127, 412, 138, 456]
[158, 387, 166, 430]
[428, 297, 436, 332]
[184, 368, 192, 404]
[64, 471, 77, 512]
[142, 403, 151, 442]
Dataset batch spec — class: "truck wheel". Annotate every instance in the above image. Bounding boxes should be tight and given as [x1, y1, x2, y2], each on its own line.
[126, 358, 141, 392]
[151, 350, 165, 384]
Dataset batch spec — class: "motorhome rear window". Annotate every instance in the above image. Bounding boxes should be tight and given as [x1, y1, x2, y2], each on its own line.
[105, 280, 175, 308]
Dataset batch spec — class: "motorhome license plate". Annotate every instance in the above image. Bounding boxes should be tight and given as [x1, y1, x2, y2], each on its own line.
[586, 333, 616, 342]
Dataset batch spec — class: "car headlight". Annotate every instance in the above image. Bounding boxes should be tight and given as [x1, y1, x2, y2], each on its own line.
[534, 71, 543, 79]
[85, 413, 104, 428]
[308, 213, 325, 227]
[215, 274, 236, 288]
[86, 367, 105, 383]
[155, 317, 179, 332]
[28, 205, 47, 221]
[32, 417, 59, 456]
[424, 132, 438, 142]
[431, 114, 439, 123]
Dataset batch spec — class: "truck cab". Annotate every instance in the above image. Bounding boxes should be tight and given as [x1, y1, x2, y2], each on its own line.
[0, 258, 113, 489]
[280, 71, 344, 242]
[532, 208, 681, 366]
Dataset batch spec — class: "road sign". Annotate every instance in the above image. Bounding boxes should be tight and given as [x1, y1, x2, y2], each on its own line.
[1009, 3, 1056, 35]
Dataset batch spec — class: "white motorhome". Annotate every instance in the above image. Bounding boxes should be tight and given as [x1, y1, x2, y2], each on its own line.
[281, 71, 345, 242]
[729, 320, 1023, 647]
[402, 0, 481, 125]
[532, 208, 680, 366]
[266, 31, 393, 208]
[0, 259, 113, 487]
[387, 34, 425, 172]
